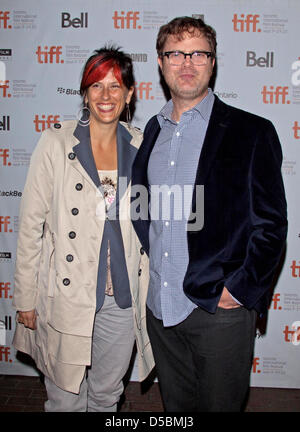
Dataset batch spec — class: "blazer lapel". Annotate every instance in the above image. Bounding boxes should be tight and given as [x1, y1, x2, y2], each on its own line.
[195, 96, 230, 187]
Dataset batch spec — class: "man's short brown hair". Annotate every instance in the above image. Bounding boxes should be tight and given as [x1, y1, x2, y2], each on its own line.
[156, 16, 217, 58]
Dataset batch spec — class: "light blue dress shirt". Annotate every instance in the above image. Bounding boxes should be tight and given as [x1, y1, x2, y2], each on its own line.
[147, 89, 215, 327]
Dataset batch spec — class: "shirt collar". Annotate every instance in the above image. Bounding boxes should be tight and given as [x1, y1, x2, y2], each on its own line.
[157, 88, 214, 126]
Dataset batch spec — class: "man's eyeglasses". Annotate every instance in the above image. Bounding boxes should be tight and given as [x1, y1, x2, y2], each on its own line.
[160, 50, 213, 66]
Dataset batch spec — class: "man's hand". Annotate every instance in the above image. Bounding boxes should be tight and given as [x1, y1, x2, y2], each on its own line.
[218, 286, 241, 309]
[18, 310, 37, 330]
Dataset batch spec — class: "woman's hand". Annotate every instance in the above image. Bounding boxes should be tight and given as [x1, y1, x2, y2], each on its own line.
[18, 310, 37, 330]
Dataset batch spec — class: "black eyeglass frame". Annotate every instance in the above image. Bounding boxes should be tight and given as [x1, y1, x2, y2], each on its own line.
[160, 50, 213, 64]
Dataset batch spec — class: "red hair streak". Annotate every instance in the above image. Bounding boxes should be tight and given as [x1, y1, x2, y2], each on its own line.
[81, 57, 123, 91]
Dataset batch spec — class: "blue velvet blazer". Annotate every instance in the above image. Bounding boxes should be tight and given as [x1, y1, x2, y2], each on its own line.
[131, 96, 288, 314]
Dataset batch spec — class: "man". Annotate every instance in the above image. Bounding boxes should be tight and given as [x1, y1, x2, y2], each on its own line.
[131, 17, 287, 412]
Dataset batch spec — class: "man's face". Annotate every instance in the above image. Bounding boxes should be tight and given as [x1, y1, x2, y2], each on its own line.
[158, 31, 215, 105]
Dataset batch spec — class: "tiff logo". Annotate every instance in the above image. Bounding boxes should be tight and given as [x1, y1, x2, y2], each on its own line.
[135, 82, 153, 100]
[269, 293, 282, 310]
[0, 11, 11, 29]
[0, 80, 11, 98]
[0, 282, 12, 299]
[232, 14, 261, 32]
[112, 11, 141, 29]
[261, 86, 290, 104]
[0, 217, 12, 233]
[252, 357, 261, 373]
[291, 321, 300, 346]
[0, 149, 10, 166]
[36, 46, 64, 64]
[34, 114, 60, 132]
[293, 121, 300, 139]
[290, 260, 300, 277]
[283, 324, 300, 344]
[0, 346, 12, 362]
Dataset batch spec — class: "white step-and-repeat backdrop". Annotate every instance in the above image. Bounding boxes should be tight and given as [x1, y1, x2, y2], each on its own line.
[0, 0, 299, 388]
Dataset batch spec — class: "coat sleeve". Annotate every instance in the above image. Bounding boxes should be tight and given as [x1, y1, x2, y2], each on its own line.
[13, 129, 55, 311]
[225, 119, 288, 309]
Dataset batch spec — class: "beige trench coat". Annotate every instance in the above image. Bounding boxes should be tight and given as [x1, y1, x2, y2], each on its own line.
[12, 120, 154, 393]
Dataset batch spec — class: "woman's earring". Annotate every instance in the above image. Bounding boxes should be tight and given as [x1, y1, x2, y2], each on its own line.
[125, 103, 131, 125]
[77, 104, 90, 127]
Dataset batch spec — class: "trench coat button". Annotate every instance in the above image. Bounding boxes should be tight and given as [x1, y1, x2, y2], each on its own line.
[63, 278, 70, 286]
[71, 208, 79, 216]
[69, 231, 76, 239]
[54, 123, 61, 129]
[66, 254, 73, 262]
[138, 269, 142, 276]
[68, 152, 76, 160]
[140, 247, 145, 255]
[75, 183, 83, 191]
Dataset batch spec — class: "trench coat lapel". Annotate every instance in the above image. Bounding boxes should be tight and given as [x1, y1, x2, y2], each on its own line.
[107, 123, 138, 216]
[72, 121, 101, 189]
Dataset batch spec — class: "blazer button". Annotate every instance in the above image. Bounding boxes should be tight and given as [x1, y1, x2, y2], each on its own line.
[63, 278, 70, 286]
[66, 254, 73, 262]
[138, 269, 142, 276]
[68, 152, 76, 160]
[69, 231, 76, 239]
[140, 247, 145, 255]
[71, 208, 79, 216]
[75, 183, 83, 191]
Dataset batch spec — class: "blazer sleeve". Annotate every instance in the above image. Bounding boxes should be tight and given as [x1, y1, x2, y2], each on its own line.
[225, 119, 287, 309]
[13, 129, 55, 311]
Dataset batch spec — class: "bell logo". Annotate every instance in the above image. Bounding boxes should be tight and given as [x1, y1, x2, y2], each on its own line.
[293, 121, 300, 139]
[0, 11, 11, 29]
[135, 82, 153, 100]
[0, 281, 12, 299]
[61, 12, 88, 28]
[232, 14, 261, 32]
[246, 51, 274, 68]
[112, 11, 141, 29]
[291, 57, 300, 86]
[36, 46, 64, 64]
[283, 324, 300, 343]
[261, 86, 290, 104]
[33, 114, 60, 132]
[290, 260, 300, 277]
[0, 149, 11, 166]
[252, 357, 261, 373]
[0, 80, 11, 98]
[0, 115, 10, 130]
[269, 293, 282, 310]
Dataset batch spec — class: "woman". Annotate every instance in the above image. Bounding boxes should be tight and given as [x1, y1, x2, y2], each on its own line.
[12, 46, 154, 412]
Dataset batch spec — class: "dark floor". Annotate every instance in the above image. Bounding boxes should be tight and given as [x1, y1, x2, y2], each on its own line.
[0, 374, 300, 412]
